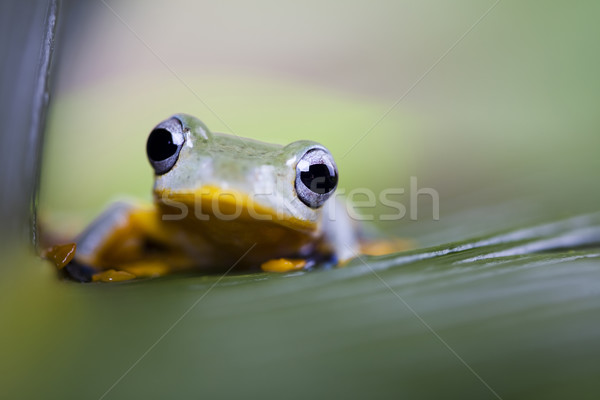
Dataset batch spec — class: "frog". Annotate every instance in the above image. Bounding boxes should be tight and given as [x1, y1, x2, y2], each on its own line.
[47, 114, 407, 282]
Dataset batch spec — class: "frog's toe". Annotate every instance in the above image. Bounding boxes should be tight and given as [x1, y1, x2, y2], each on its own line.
[120, 261, 171, 278]
[261, 258, 307, 273]
[91, 269, 137, 283]
[42, 243, 77, 269]
[90, 262, 173, 282]
[360, 238, 414, 256]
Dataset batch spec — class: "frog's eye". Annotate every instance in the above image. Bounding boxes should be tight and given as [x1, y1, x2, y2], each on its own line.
[295, 148, 338, 208]
[146, 118, 185, 175]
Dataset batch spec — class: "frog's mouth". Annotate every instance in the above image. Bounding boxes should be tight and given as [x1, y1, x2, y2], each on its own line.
[154, 185, 317, 233]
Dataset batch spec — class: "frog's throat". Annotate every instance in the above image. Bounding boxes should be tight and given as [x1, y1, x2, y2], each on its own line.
[154, 185, 317, 232]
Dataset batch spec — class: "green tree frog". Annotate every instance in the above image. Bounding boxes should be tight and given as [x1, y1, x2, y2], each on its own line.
[46, 114, 404, 282]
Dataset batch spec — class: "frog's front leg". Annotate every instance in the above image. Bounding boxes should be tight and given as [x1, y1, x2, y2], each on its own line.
[63, 202, 178, 282]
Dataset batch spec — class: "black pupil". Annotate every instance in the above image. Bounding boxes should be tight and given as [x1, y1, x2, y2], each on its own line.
[300, 163, 338, 194]
[147, 128, 177, 161]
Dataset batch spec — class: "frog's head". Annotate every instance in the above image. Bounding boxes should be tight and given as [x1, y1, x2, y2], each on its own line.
[146, 114, 338, 237]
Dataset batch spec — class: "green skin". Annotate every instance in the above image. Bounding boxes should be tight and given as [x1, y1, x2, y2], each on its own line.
[154, 114, 326, 225]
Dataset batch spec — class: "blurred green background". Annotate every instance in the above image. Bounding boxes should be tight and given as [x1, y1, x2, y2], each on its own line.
[3, 1, 600, 399]
[39, 0, 600, 232]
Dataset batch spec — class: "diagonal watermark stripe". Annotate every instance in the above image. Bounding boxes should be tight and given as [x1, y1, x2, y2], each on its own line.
[341, 0, 502, 160]
[99, 0, 245, 144]
[97, 243, 256, 400]
[346, 246, 503, 400]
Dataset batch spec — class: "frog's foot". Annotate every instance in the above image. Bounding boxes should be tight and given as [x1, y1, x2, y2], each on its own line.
[44, 243, 172, 283]
[360, 238, 414, 256]
[42, 243, 96, 282]
[89, 261, 173, 283]
[261, 258, 307, 273]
